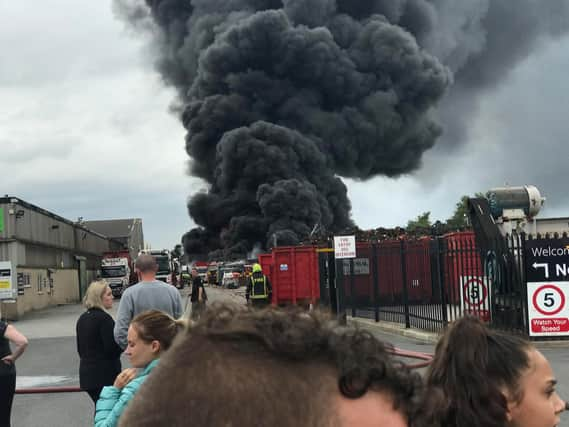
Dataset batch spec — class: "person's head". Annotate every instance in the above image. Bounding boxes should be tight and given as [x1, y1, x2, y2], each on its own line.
[191, 268, 198, 278]
[125, 310, 185, 368]
[135, 254, 157, 280]
[119, 304, 423, 427]
[83, 280, 113, 310]
[425, 316, 565, 427]
[252, 263, 262, 273]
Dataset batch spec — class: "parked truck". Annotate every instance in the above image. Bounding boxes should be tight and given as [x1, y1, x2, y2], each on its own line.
[140, 249, 179, 288]
[101, 251, 137, 298]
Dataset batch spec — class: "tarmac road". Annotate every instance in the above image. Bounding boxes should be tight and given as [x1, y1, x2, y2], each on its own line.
[9, 284, 569, 426]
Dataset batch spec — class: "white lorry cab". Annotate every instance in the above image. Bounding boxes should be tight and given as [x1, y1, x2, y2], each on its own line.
[101, 251, 134, 297]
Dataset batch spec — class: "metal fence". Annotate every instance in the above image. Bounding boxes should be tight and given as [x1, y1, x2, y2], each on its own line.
[335, 232, 529, 335]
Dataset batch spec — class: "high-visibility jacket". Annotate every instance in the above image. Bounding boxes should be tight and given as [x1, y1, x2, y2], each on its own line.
[250, 274, 269, 299]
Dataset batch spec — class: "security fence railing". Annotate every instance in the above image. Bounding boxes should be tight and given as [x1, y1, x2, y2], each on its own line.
[334, 231, 530, 335]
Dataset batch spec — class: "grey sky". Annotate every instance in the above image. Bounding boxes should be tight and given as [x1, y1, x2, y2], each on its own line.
[2, 0, 569, 250]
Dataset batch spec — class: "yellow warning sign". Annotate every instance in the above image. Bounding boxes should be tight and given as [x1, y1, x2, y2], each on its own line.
[0, 281, 10, 289]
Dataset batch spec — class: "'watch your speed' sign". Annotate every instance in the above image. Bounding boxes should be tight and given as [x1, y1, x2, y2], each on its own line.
[525, 238, 569, 337]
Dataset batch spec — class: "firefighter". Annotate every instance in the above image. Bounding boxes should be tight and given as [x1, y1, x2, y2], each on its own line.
[246, 264, 272, 308]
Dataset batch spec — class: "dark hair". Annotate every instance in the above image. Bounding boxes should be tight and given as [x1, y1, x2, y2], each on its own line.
[130, 310, 185, 352]
[424, 316, 532, 427]
[120, 304, 424, 427]
[135, 254, 157, 273]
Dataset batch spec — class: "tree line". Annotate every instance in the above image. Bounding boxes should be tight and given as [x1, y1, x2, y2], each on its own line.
[406, 193, 485, 233]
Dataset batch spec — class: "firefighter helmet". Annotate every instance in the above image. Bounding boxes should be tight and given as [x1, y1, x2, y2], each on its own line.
[252, 263, 262, 273]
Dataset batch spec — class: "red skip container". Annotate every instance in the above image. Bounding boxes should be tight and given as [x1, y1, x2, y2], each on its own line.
[258, 246, 320, 305]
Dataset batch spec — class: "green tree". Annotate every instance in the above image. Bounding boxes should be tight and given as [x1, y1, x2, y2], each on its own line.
[446, 192, 486, 229]
[406, 211, 432, 232]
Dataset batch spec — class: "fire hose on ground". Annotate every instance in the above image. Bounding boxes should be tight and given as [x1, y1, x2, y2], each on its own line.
[15, 347, 433, 395]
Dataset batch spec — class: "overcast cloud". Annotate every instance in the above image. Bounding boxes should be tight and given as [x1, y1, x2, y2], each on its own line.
[2, 0, 569, 250]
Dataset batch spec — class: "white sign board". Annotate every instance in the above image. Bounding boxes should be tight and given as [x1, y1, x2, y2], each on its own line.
[102, 257, 128, 266]
[0, 261, 16, 300]
[459, 276, 492, 321]
[527, 282, 569, 336]
[342, 258, 370, 275]
[334, 236, 356, 259]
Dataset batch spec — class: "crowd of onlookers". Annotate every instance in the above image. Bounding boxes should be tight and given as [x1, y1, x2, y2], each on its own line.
[0, 253, 566, 426]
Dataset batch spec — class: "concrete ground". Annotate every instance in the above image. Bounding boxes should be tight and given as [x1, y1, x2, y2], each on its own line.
[8, 286, 569, 426]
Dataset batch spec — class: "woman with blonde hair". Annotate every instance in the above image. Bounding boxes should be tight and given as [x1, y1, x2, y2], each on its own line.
[95, 309, 186, 427]
[76, 280, 123, 405]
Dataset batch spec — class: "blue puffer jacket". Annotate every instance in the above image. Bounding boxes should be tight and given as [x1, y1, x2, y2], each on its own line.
[94, 359, 159, 427]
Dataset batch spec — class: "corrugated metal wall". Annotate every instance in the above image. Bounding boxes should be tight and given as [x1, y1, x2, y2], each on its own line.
[0, 199, 119, 269]
[74, 227, 113, 255]
[0, 241, 22, 264]
[130, 219, 144, 259]
[12, 204, 75, 249]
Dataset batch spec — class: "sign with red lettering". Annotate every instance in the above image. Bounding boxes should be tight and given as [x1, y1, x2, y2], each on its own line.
[528, 282, 569, 336]
[334, 235, 356, 259]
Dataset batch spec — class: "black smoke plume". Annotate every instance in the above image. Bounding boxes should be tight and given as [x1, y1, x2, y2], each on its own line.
[113, 0, 569, 259]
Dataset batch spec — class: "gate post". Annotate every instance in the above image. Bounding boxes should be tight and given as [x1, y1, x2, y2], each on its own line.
[334, 258, 346, 325]
[350, 258, 356, 318]
[400, 240, 411, 328]
[372, 243, 380, 322]
[520, 232, 530, 334]
[434, 238, 448, 325]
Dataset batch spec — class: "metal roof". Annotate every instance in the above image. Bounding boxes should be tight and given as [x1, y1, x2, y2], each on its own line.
[83, 218, 141, 239]
[0, 196, 111, 241]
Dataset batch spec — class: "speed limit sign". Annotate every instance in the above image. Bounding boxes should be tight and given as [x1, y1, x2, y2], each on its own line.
[532, 285, 565, 316]
[463, 278, 488, 307]
[527, 282, 569, 336]
[460, 276, 491, 321]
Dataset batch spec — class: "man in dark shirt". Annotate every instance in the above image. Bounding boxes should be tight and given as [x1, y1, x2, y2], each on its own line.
[190, 268, 206, 320]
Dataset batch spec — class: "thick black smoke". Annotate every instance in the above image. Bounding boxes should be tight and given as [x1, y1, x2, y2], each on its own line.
[115, 0, 450, 258]
[113, 0, 569, 259]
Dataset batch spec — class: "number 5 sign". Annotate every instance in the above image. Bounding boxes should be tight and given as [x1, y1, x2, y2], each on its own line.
[459, 276, 492, 321]
[527, 282, 569, 336]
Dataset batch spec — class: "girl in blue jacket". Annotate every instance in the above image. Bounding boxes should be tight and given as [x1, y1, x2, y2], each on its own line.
[95, 310, 185, 427]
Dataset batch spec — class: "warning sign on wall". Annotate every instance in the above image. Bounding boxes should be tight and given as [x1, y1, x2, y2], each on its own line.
[459, 276, 492, 321]
[334, 236, 356, 259]
[527, 282, 569, 337]
[0, 261, 16, 300]
[342, 258, 370, 275]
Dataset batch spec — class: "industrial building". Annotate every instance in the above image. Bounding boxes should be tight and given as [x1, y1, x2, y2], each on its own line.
[83, 218, 144, 260]
[0, 197, 142, 319]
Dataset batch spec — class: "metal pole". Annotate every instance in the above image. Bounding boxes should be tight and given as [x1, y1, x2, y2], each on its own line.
[400, 240, 411, 328]
[435, 238, 448, 325]
[350, 258, 355, 318]
[335, 258, 346, 325]
[372, 243, 380, 322]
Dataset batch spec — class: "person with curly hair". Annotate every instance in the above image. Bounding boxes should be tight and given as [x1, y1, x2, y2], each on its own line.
[424, 316, 566, 427]
[119, 303, 425, 427]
